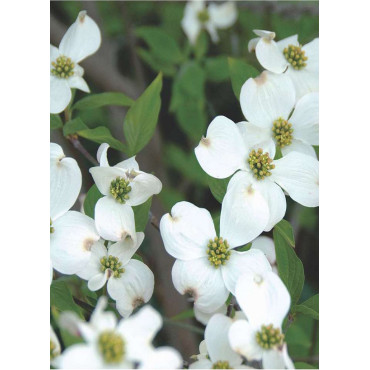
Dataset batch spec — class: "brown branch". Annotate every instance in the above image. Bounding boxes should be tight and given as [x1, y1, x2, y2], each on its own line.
[68, 136, 99, 166]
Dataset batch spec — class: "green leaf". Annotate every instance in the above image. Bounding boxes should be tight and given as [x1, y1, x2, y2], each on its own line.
[238, 242, 252, 252]
[50, 280, 83, 317]
[51, 114, 63, 130]
[135, 27, 183, 64]
[205, 56, 229, 82]
[207, 175, 231, 203]
[294, 362, 316, 369]
[132, 253, 144, 262]
[123, 73, 163, 156]
[194, 31, 209, 60]
[83, 185, 103, 219]
[274, 219, 295, 247]
[273, 220, 304, 306]
[137, 48, 177, 76]
[73, 92, 134, 110]
[170, 309, 195, 321]
[228, 57, 260, 100]
[294, 294, 319, 320]
[63, 117, 88, 136]
[132, 197, 152, 232]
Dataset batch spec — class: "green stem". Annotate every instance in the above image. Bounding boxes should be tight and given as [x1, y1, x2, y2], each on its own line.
[163, 317, 204, 335]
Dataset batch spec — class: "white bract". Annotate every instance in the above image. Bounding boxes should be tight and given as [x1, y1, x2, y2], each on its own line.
[50, 143, 100, 276]
[194, 304, 227, 326]
[90, 143, 162, 207]
[50, 11, 101, 113]
[160, 201, 271, 313]
[195, 115, 319, 231]
[56, 297, 182, 369]
[50, 326, 61, 367]
[240, 71, 319, 158]
[229, 271, 294, 369]
[248, 29, 318, 99]
[182, 0, 237, 45]
[190, 314, 249, 369]
[251, 236, 277, 274]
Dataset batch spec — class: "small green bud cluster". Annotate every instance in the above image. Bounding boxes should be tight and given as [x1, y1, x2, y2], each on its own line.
[272, 117, 293, 148]
[256, 324, 284, 349]
[248, 149, 275, 180]
[110, 177, 132, 204]
[100, 255, 125, 278]
[283, 45, 308, 70]
[207, 237, 231, 268]
[50, 219, 54, 234]
[51, 56, 75, 78]
[197, 9, 210, 23]
[98, 330, 125, 364]
[212, 361, 232, 369]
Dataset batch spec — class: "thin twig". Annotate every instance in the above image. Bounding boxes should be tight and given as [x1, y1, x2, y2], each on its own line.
[150, 215, 160, 231]
[68, 136, 99, 166]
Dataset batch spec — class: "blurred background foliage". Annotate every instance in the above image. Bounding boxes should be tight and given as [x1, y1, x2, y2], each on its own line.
[51, 1, 318, 366]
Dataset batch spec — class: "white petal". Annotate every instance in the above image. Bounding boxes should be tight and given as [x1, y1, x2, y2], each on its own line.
[58, 311, 83, 336]
[57, 344, 104, 369]
[236, 121, 271, 152]
[90, 296, 118, 332]
[59, 11, 101, 63]
[194, 116, 246, 179]
[255, 38, 288, 73]
[95, 196, 137, 242]
[303, 38, 319, 73]
[208, 2, 237, 29]
[114, 156, 140, 171]
[253, 30, 276, 39]
[205, 314, 243, 366]
[50, 75, 71, 114]
[67, 75, 90, 93]
[50, 44, 60, 62]
[89, 166, 126, 196]
[248, 37, 260, 52]
[286, 68, 318, 101]
[228, 319, 262, 361]
[240, 72, 296, 129]
[76, 240, 107, 280]
[255, 178, 287, 231]
[276, 34, 299, 51]
[88, 271, 108, 291]
[50, 143, 82, 220]
[271, 152, 319, 207]
[117, 305, 162, 361]
[262, 344, 294, 369]
[220, 171, 269, 247]
[96, 143, 110, 167]
[181, 1, 203, 45]
[111, 259, 154, 311]
[50, 326, 61, 357]
[194, 304, 227, 326]
[108, 231, 144, 266]
[127, 171, 162, 206]
[190, 359, 213, 369]
[51, 211, 99, 274]
[160, 201, 215, 260]
[251, 236, 276, 265]
[172, 258, 229, 313]
[235, 271, 291, 328]
[221, 249, 271, 295]
[281, 139, 317, 159]
[205, 23, 219, 43]
[140, 347, 183, 369]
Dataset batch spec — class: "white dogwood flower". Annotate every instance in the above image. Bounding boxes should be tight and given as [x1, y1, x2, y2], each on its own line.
[50, 143, 100, 275]
[57, 297, 182, 369]
[50, 11, 101, 113]
[90, 143, 162, 207]
[248, 29, 318, 99]
[182, 0, 237, 45]
[229, 271, 294, 369]
[251, 236, 277, 274]
[160, 201, 271, 313]
[194, 304, 227, 326]
[50, 326, 61, 367]
[240, 72, 319, 158]
[190, 314, 250, 369]
[195, 115, 319, 230]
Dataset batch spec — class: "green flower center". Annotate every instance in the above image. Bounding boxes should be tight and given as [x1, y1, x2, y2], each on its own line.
[110, 177, 132, 204]
[100, 255, 125, 278]
[51, 56, 75, 78]
[248, 149, 275, 180]
[50, 219, 54, 234]
[207, 237, 231, 268]
[197, 9, 210, 23]
[98, 330, 125, 364]
[50, 340, 57, 360]
[212, 361, 232, 369]
[283, 45, 308, 70]
[272, 117, 293, 148]
[256, 324, 284, 350]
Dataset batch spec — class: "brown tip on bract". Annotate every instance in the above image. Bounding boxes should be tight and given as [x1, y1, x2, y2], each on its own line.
[83, 238, 94, 251]
[78, 10, 87, 23]
[200, 136, 210, 147]
[255, 71, 268, 85]
[133, 297, 145, 309]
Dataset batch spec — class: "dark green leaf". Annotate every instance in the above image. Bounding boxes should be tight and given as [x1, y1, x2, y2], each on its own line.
[207, 175, 231, 203]
[273, 220, 304, 305]
[78, 126, 126, 152]
[294, 294, 319, 320]
[205, 56, 229, 82]
[50, 280, 83, 317]
[73, 92, 134, 110]
[132, 197, 152, 232]
[137, 48, 177, 76]
[63, 117, 88, 136]
[83, 185, 103, 219]
[275, 219, 295, 247]
[123, 73, 163, 156]
[228, 57, 260, 100]
[51, 114, 63, 130]
[170, 309, 195, 321]
[132, 253, 143, 262]
[294, 362, 316, 369]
